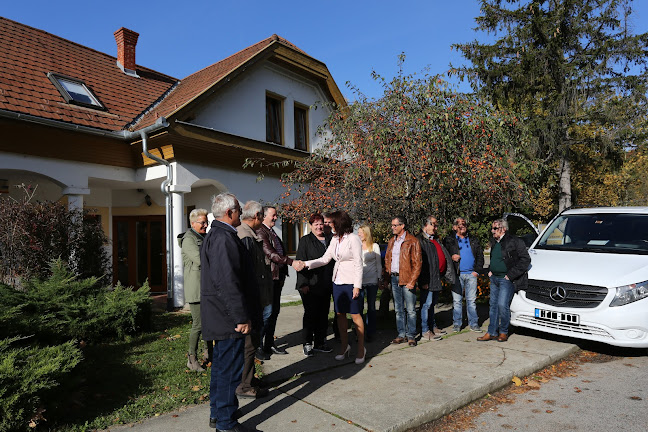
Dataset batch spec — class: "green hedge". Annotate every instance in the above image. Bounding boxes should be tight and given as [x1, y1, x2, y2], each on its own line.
[0, 261, 151, 431]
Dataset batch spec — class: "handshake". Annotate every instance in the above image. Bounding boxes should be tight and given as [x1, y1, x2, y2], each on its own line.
[292, 260, 306, 271]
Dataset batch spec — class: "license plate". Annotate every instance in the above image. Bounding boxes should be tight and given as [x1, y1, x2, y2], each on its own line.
[534, 308, 580, 324]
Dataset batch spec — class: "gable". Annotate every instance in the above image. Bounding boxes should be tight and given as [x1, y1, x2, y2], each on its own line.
[188, 62, 332, 151]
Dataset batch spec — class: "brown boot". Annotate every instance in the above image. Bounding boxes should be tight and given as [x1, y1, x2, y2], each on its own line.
[187, 353, 205, 372]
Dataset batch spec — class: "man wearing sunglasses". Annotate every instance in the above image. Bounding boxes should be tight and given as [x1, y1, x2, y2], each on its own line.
[477, 219, 531, 342]
[443, 217, 485, 333]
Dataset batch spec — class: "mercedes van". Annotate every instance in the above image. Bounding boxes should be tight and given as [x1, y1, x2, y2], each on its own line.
[510, 207, 648, 348]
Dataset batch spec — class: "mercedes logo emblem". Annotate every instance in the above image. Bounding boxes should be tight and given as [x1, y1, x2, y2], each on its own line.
[550, 286, 567, 303]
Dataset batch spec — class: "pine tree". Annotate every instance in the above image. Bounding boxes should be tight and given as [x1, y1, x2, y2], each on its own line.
[453, 0, 648, 210]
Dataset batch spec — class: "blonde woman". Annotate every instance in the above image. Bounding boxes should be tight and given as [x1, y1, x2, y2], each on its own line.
[358, 225, 382, 342]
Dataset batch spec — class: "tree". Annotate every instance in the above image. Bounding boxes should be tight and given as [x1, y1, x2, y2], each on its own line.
[249, 59, 530, 229]
[453, 0, 648, 211]
[0, 185, 110, 287]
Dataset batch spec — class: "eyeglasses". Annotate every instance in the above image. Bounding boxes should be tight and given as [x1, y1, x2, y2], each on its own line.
[491, 226, 502, 231]
[391, 223, 403, 227]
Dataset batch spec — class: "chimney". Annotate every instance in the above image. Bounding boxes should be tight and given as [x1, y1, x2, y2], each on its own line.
[114, 27, 139, 76]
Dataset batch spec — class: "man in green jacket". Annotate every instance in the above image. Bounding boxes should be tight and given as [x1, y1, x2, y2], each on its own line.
[478, 218, 531, 343]
[179, 208, 210, 371]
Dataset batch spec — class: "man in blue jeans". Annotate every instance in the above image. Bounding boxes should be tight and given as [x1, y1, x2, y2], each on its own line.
[443, 217, 485, 333]
[383, 216, 422, 346]
[201, 193, 256, 432]
[477, 218, 531, 343]
[418, 216, 455, 340]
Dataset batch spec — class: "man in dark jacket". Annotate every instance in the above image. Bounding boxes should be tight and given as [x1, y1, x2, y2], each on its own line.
[200, 193, 255, 432]
[417, 216, 455, 340]
[235, 200, 270, 399]
[256, 206, 304, 357]
[443, 217, 485, 333]
[477, 218, 531, 343]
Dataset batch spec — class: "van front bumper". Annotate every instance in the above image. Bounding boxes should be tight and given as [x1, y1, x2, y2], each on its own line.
[510, 291, 648, 348]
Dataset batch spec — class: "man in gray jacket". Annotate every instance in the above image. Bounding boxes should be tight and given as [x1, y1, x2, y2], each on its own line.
[235, 201, 270, 399]
[179, 208, 210, 371]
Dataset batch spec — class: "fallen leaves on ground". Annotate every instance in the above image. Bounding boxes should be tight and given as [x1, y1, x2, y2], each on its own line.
[409, 350, 609, 432]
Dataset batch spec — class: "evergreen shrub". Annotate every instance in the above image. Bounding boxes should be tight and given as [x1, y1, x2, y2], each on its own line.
[0, 262, 151, 431]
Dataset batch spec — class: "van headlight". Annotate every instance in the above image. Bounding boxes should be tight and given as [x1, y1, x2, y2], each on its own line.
[610, 280, 648, 306]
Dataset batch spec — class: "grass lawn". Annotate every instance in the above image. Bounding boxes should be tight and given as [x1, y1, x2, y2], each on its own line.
[51, 311, 212, 431]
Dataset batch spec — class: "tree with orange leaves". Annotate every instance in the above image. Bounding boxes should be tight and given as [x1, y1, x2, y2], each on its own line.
[250, 59, 531, 230]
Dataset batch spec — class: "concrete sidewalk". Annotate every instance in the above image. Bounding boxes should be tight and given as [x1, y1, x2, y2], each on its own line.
[110, 301, 578, 432]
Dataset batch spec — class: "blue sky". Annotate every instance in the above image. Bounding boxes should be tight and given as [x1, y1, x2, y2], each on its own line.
[3, 1, 648, 100]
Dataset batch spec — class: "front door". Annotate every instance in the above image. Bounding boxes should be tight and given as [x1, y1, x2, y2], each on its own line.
[113, 216, 166, 293]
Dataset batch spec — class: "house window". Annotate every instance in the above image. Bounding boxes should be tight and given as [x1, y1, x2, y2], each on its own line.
[266, 93, 283, 145]
[283, 220, 304, 255]
[47, 72, 105, 110]
[294, 103, 309, 151]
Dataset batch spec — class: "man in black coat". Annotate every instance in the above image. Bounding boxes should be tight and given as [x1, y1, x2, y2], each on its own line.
[201, 193, 255, 432]
[417, 216, 455, 340]
[477, 218, 531, 343]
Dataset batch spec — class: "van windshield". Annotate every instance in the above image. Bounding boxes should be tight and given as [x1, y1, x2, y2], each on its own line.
[535, 213, 648, 254]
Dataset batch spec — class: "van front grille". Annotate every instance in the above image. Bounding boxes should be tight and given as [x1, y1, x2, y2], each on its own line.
[525, 280, 608, 308]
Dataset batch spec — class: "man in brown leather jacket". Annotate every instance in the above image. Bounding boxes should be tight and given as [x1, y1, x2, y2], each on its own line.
[256, 206, 304, 358]
[383, 216, 422, 346]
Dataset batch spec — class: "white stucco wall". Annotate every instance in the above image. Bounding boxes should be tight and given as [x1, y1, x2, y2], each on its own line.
[192, 63, 332, 151]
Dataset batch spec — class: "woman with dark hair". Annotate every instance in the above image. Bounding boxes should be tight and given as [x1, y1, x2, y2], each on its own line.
[304, 211, 366, 364]
[295, 213, 334, 357]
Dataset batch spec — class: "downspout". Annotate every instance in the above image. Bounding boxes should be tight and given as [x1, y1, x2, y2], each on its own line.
[123, 118, 175, 311]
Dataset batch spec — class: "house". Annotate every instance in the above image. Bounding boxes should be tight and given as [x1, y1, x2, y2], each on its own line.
[0, 17, 345, 306]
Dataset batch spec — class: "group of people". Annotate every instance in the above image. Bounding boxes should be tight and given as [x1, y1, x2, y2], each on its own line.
[179, 192, 531, 432]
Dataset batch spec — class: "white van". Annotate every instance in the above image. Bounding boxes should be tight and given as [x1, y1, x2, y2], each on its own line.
[510, 207, 648, 348]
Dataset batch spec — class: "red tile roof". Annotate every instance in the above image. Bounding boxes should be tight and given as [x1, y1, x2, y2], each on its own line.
[134, 34, 306, 129]
[0, 17, 178, 132]
[0, 17, 314, 133]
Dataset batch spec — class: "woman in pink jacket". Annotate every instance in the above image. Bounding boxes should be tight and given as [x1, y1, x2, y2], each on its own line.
[304, 210, 366, 364]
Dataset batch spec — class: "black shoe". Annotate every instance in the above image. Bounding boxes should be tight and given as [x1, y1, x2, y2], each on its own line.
[312, 343, 333, 353]
[255, 348, 271, 361]
[216, 424, 254, 432]
[209, 409, 242, 428]
[251, 377, 268, 389]
[270, 345, 288, 355]
[303, 343, 314, 357]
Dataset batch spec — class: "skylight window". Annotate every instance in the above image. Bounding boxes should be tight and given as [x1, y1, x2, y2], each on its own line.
[47, 72, 105, 110]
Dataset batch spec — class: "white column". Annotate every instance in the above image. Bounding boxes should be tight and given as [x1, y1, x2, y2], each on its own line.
[62, 187, 90, 274]
[62, 187, 90, 211]
[170, 185, 190, 307]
